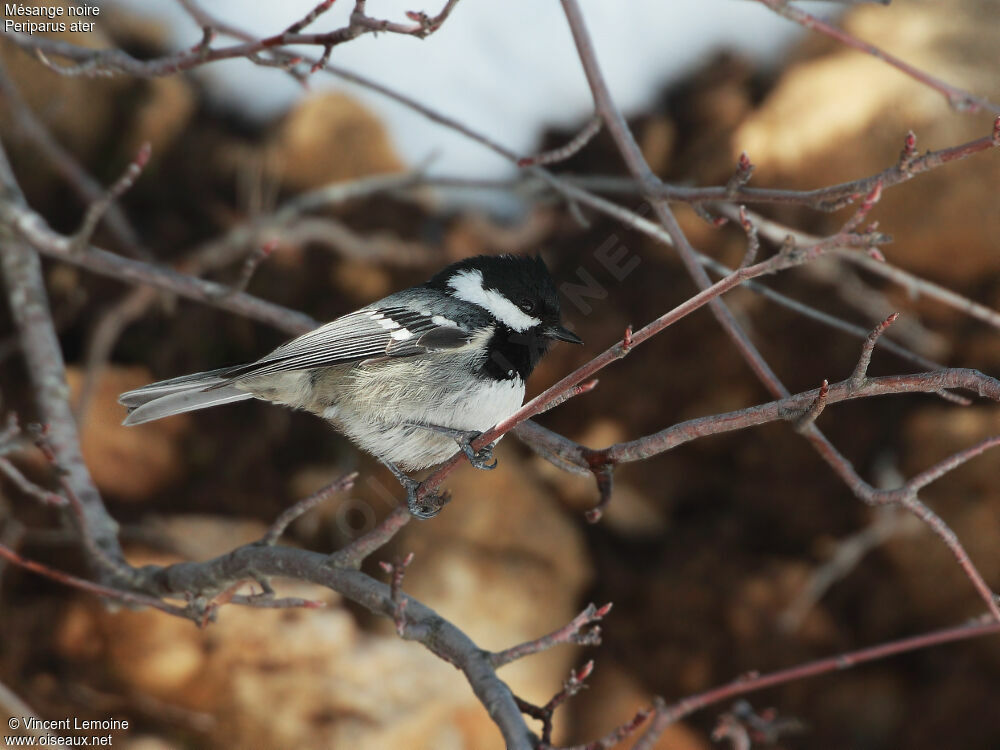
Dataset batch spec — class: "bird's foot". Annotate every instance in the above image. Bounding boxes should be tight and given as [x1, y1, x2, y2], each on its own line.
[402, 476, 451, 519]
[407, 423, 497, 470]
[382, 459, 451, 519]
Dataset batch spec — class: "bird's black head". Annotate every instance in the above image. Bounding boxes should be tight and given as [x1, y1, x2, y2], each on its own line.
[427, 253, 582, 380]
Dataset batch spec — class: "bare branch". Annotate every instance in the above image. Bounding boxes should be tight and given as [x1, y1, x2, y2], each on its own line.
[2, 196, 316, 335]
[70, 142, 151, 254]
[4, 0, 463, 79]
[553, 703, 654, 750]
[849, 313, 899, 390]
[262, 472, 358, 546]
[734, 205, 1000, 334]
[0, 141, 126, 574]
[518, 116, 603, 168]
[0, 542, 190, 618]
[492, 602, 612, 668]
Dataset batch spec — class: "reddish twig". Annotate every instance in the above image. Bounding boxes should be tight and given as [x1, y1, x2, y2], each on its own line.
[518, 660, 596, 747]
[6, 0, 462, 79]
[554, 704, 654, 750]
[556, 0, 1000, 633]
[737, 205, 759, 269]
[491, 602, 612, 668]
[726, 151, 755, 196]
[379, 552, 415, 637]
[0, 542, 190, 618]
[634, 617, 1000, 749]
[224, 239, 277, 295]
[712, 701, 804, 750]
[793, 379, 829, 432]
[70, 142, 151, 254]
[229, 593, 327, 609]
[329, 506, 412, 569]
[736, 204, 1000, 333]
[262, 472, 358, 545]
[518, 116, 602, 167]
[0, 456, 66, 507]
[898, 129, 917, 173]
[285, 0, 337, 34]
[849, 312, 899, 389]
[533, 379, 598, 416]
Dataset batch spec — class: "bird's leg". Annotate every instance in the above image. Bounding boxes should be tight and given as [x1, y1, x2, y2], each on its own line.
[406, 423, 498, 470]
[380, 459, 450, 519]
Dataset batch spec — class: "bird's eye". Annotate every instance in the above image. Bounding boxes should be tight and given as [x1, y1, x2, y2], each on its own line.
[517, 299, 537, 314]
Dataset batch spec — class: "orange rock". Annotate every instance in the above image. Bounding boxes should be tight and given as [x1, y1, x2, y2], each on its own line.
[730, 1, 1000, 283]
[394, 444, 593, 742]
[270, 93, 404, 191]
[67, 366, 188, 501]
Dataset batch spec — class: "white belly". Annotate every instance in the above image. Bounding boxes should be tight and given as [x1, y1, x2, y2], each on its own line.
[324, 359, 526, 471]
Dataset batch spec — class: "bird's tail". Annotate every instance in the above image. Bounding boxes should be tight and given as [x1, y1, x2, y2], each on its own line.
[118, 367, 253, 426]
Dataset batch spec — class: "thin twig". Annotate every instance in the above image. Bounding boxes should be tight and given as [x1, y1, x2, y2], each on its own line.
[634, 617, 1000, 750]
[70, 143, 151, 254]
[262, 472, 357, 546]
[518, 116, 602, 167]
[492, 602, 612, 668]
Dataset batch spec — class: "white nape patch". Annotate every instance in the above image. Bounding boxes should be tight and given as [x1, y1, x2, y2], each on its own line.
[390, 328, 413, 340]
[447, 269, 541, 332]
[432, 314, 457, 327]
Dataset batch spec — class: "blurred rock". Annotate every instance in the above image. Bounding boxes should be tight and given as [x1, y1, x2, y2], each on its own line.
[443, 210, 557, 262]
[394, 444, 593, 742]
[330, 259, 395, 304]
[120, 738, 183, 750]
[0, 2, 126, 165]
[141, 515, 271, 561]
[124, 76, 196, 161]
[55, 547, 505, 749]
[728, 562, 838, 647]
[270, 93, 404, 191]
[639, 116, 676, 177]
[0, 3, 193, 193]
[730, 0, 1000, 283]
[67, 366, 188, 501]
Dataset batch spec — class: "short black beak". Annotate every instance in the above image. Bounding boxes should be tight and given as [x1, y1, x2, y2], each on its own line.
[546, 325, 584, 345]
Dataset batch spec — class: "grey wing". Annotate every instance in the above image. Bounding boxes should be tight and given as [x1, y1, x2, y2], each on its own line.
[219, 306, 475, 382]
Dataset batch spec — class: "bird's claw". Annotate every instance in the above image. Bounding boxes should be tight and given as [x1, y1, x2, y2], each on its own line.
[454, 430, 497, 471]
[406, 423, 498, 471]
[403, 477, 450, 520]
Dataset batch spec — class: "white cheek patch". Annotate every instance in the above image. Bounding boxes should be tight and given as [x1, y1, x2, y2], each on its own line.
[447, 269, 541, 332]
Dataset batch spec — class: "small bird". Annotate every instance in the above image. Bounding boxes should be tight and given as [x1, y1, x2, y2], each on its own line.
[119, 254, 582, 518]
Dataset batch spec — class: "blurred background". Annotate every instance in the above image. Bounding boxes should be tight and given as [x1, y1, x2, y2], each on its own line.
[1, 0, 1000, 748]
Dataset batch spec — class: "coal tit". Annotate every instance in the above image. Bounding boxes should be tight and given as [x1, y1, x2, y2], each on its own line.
[119, 254, 582, 518]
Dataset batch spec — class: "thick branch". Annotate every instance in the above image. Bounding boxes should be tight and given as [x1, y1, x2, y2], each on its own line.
[0, 142, 125, 571]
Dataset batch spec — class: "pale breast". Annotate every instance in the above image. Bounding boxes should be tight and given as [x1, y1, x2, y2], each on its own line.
[327, 356, 526, 470]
